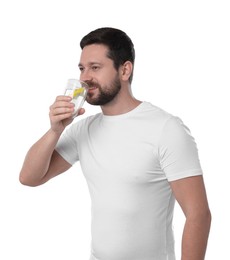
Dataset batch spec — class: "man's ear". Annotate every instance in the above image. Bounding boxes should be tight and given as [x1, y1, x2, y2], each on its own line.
[119, 61, 133, 81]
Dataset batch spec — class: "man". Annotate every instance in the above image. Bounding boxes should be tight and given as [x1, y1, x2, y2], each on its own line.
[19, 27, 211, 260]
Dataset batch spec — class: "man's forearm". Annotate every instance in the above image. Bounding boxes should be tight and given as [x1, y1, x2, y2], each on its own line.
[19, 128, 61, 186]
[181, 211, 211, 260]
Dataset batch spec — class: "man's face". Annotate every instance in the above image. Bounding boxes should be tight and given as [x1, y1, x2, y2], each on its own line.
[79, 44, 121, 106]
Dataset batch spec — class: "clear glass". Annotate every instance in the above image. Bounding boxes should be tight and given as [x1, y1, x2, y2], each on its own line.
[64, 79, 88, 117]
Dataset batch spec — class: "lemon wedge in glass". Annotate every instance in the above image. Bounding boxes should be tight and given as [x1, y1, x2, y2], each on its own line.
[73, 87, 84, 98]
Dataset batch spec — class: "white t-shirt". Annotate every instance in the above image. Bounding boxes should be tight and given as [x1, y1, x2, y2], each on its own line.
[55, 102, 203, 260]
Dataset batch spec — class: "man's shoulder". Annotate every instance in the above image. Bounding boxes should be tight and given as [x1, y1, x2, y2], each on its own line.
[140, 101, 173, 124]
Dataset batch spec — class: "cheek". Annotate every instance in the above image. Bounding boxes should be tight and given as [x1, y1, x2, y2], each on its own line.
[90, 68, 119, 88]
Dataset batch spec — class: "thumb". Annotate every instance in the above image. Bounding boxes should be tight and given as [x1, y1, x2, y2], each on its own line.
[77, 108, 85, 116]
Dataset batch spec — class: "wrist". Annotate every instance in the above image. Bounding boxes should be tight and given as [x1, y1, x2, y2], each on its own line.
[48, 128, 63, 139]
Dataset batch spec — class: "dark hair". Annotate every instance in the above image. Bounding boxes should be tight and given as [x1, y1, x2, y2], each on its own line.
[80, 27, 135, 83]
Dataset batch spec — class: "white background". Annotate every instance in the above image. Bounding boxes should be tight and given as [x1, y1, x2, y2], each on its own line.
[0, 0, 229, 259]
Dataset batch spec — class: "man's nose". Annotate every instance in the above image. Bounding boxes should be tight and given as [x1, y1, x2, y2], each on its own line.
[80, 70, 93, 83]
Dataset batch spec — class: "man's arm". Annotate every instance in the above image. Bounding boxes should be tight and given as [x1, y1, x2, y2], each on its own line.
[19, 95, 84, 187]
[170, 175, 211, 260]
[19, 129, 72, 186]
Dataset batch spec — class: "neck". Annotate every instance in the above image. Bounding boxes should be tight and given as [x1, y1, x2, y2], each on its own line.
[100, 87, 142, 116]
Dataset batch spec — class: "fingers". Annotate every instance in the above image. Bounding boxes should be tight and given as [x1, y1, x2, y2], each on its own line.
[50, 96, 74, 117]
[51, 96, 74, 110]
[49, 95, 86, 123]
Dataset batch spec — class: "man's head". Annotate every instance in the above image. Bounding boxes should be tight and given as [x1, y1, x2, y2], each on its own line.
[80, 27, 135, 83]
[78, 28, 135, 106]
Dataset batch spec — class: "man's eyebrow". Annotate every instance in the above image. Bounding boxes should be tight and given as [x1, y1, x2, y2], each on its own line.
[78, 62, 102, 67]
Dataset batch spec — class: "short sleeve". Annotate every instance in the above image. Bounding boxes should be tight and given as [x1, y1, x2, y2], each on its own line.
[55, 124, 80, 165]
[158, 116, 203, 181]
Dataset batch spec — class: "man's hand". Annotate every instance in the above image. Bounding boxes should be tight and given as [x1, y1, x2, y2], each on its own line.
[49, 95, 85, 134]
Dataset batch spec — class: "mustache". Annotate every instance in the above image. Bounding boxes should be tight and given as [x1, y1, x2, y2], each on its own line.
[86, 81, 100, 89]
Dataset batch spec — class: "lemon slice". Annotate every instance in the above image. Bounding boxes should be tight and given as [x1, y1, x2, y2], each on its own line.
[73, 87, 84, 98]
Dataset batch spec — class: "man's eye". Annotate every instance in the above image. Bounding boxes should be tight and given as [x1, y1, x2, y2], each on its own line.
[79, 67, 84, 72]
[92, 66, 99, 70]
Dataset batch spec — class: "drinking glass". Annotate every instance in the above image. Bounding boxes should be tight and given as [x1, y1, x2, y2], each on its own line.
[64, 79, 88, 117]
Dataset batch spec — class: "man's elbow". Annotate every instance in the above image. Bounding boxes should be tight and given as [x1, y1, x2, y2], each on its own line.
[205, 208, 212, 227]
[187, 207, 212, 228]
[19, 172, 41, 187]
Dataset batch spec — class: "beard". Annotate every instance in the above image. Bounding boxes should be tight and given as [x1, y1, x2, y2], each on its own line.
[86, 76, 121, 106]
